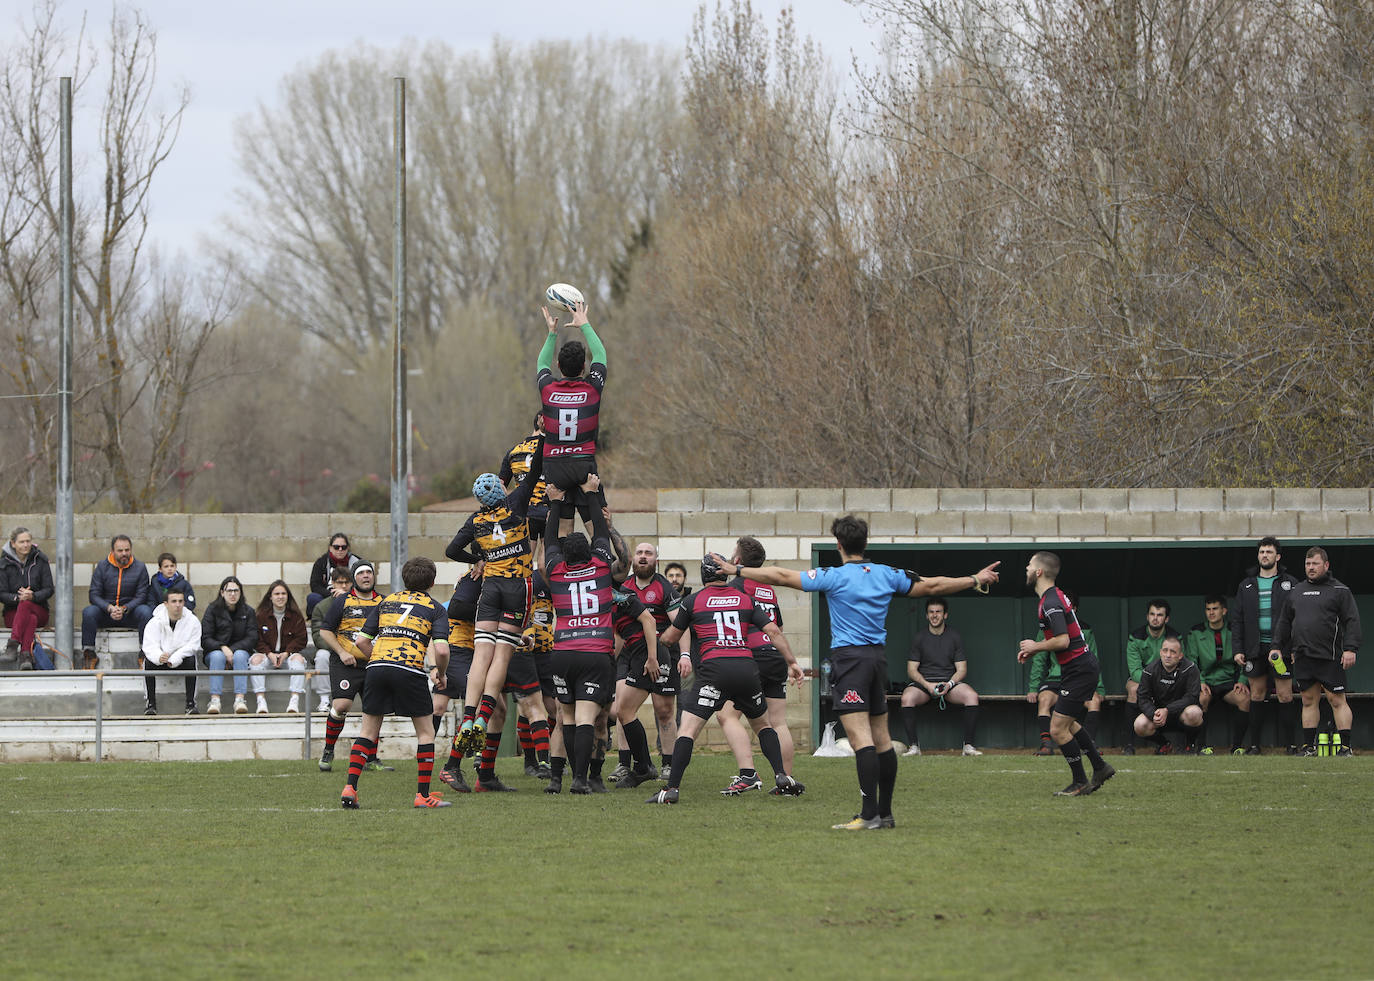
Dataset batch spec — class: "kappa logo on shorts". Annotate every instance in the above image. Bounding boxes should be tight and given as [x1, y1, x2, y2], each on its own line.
[697, 685, 721, 702]
[838, 689, 862, 705]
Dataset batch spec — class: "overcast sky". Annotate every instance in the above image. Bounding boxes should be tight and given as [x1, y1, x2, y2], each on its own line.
[4, 0, 888, 258]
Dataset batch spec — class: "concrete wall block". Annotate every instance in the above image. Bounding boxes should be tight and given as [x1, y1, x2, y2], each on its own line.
[1299, 512, 1348, 538]
[704, 536, 738, 558]
[939, 488, 986, 511]
[917, 511, 965, 536]
[409, 538, 452, 561]
[1080, 489, 1128, 511]
[1105, 512, 1154, 537]
[256, 538, 307, 560]
[189, 563, 234, 590]
[775, 512, 823, 536]
[1153, 511, 1202, 537]
[1176, 489, 1223, 512]
[254, 739, 307, 760]
[170, 542, 213, 564]
[731, 512, 775, 535]
[140, 514, 191, 541]
[236, 514, 285, 539]
[754, 537, 799, 561]
[657, 537, 704, 561]
[891, 488, 939, 513]
[351, 539, 387, 562]
[292, 514, 331, 538]
[1200, 512, 1253, 538]
[682, 511, 729, 536]
[92, 513, 134, 542]
[611, 511, 658, 537]
[1128, 488, 1176, 512]
[964, 511, 1011, 537]
[704, 488, 751, 511]
[797, 538, 833, 559]
[235, 561, 283, 587]
[207, 739, 258, 761]
[656, 512, 682, 536]
[1323, 489, 1371, 511]
[986, 488, 1034, 512]
[1346, 513, 1374, 536]
[158, 740, 208, 762]
[188, 514, 236, 538]
[105, 741, 160, 762]
[1248, 511, 1298, 537]
[1274, 489, 1320, 512]
[798, 489, 844, 511]
[1033, 489, 1081, 512]
[1225, 488, 1272, 511]
[657, 489, 703, 512]
[72, 513, 96, 538]
[868, 511, 917, 537]
[751, 488, 797, 511]
[844, 488, 892, 512]
[209, 539, 260, 563]
[1058, 512, 1108, 537]
[1011, 512, 1060, 537]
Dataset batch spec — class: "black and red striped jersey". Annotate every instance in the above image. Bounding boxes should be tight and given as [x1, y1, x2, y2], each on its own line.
[730, 575, 783, 652]
[618, 572, 681, 636]
[1038, 586, 1088, 666]
[547, 555, 616, 654]
[671, 585, 773, 662]
[538, 366, 606, 459]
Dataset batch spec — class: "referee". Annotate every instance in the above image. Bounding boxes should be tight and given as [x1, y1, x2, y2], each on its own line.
[711, 515, 999, 830]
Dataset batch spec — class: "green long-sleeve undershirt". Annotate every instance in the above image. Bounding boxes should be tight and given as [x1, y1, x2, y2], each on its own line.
[538, 323, 605, 373]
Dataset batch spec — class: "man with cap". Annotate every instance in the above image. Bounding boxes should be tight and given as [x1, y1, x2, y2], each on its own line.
[316, 560, 391, 772]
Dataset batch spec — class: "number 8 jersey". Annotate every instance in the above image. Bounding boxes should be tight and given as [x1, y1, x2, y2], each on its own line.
[671, 585, 774, 662]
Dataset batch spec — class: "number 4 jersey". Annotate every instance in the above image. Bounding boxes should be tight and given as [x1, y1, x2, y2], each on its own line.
[671, 584, 774, 662]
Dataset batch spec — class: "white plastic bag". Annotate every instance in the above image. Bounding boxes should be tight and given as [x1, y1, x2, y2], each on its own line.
[813, 721, 854, 757]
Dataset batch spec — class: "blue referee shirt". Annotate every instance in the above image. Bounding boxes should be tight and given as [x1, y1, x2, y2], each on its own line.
[800, 561, 914, 649]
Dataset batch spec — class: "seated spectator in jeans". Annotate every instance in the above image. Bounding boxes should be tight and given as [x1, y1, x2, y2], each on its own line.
[141, 587, 201, 715]
[149, 553, 196, 612]
[251, 580, 309, 714]
[80, 534, 153, 669]
[1134, 635, 1203, 753]
[309, 566, 353, 713]
[201, 576, 256, 715]
[306, 533, 366, 616]
[1, 527, 55, 670]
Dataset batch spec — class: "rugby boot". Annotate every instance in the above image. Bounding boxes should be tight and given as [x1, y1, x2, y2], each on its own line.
[413, 792, 452, 808]
[607, 763, 632, 784]
[340, 786, 359, 809]
[587, 776, 610, 793]
[1089, 763, 1116, 792]
[721, 773, 763, 796]
[544, 774, 563, 794]
[832, 815, 882, 830]
[438, 766, 471, 792]
[1053, 782, 1094, 797]
[318, 746, 334, 772]
[569, 776, 591, 795]
[618, 768, 653, 789]
[645, 787, 679, 804]
[475, 774, 517, 792]
[773, 774, 805, 797]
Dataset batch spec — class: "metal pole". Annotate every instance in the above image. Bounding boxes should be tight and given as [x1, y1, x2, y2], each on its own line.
[389, 76, 408, 591]
[94, 673, 104, 762]
[56, 78, 74, 663]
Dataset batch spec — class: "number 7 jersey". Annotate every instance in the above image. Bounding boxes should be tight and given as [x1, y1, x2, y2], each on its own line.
[671, 584, 774, 661]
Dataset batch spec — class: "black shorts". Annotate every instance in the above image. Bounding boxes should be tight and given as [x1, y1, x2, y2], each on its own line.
[535, 650, 555, 698]
[550, 650, 615, 705]
[905, 677, 958, 698]
[1293, 656, 1347, 693]
[1051, 651, 1101, 721]
[1242, 651, 1292, 683]
[435, 646, 472, 696]
[623, 639, 679, 696]
[1141, 708, 1195, 732]
[502, 651, 542, 698]
[685, 656, 766, 721]
[754, 649, 787, 701]
[1203, 680, 1243, 702]
[829, 644, 890, 716]
[541, 457, 601, 521]
[360, 663, 433, 718]
[476, 576, 531, 629]
[329, 655, 367, 703]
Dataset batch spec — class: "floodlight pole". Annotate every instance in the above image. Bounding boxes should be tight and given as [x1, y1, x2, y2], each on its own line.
[389, 76, 408, 589]
[55, 77, 74, 661]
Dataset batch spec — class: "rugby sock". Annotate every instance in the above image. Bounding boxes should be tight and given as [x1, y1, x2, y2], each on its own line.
[367, 739, 382, 764]
[1124, 702, 1138, 749]
[1182, 724, 1201, 750]
[1280, 701, 1300, 747]
[1302, 726, 1317, 749]
[757, 727, 784, 776]
[444, 735, 465, 771]
[623, 718, 653, 772]
[530, 718, 551, 764]
[854, 746, 879, 820]
[1056, 738, 1087, 784]
[479, 731, 502, 777]
[477, 693, 498, 729]
[1037, 714, 1052, 743]
[1149, 730, 1169, 747]
[590, 756, 604, 779]
[1232, 706, 1249, 749]
[433, 713, 443, 735]
[416, 743, 435, 797]
[1338, 728, 1352, 749]
[347, 737, 376, 789]
[325, 710, 345, 750]
[1084, 710, 1100, 742]
[661, 753, 671, 771]
[667, 735, 695, 790]
[550, 756, 566, 780]
[962, 705, 979, 745]
[462, 704, 476, 725]
[876, 747, 898, 818]
[902, 705, 919, 748]
[518, 715, 535, 765]
[1074, 729, 1105, 771]
[572, 724, 594, 780]
[1246, 699, 1267, 747]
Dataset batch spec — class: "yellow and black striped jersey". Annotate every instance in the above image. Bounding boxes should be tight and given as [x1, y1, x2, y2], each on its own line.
[359, 590, 450, 674]
[500, 436, 548, 512]
[321, 590, 383, 662]
[449, 504, 535, 579]
[522, 592, 554, 654]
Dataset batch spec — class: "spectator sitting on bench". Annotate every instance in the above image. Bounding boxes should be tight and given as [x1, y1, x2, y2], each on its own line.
[251, 580, 309, 715]
[1, 526, 54, 671]
[141, 586, 201, 716]
[201, 576, 256, 715]
[1123, 599, 1180, 755]
[149, 553, 196, 612]
[306, 533, 366, 617]
[898, 597, 982, 757]
[81, 534, 154, 669]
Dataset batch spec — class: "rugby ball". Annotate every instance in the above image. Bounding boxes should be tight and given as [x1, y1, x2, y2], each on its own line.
[545, 282, 584, 312]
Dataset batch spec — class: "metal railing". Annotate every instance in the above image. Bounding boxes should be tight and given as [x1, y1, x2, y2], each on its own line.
[0, 667, 323, 762]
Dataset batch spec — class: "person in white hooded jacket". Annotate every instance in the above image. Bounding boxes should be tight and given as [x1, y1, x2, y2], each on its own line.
[142, 586, 202, 715]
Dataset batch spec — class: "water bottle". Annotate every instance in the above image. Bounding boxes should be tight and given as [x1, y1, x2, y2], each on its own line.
[1269, 651, 1290, 677]
[821, 658, 832, 696]
[1318, 731, 1330, 756]
[1333, 732, 1343, 755]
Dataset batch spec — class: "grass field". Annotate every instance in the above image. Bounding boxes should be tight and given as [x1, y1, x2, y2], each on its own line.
[3, 751, 1372, 980]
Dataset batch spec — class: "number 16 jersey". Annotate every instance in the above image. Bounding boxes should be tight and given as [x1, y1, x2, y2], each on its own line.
[671, 584, 773, 662]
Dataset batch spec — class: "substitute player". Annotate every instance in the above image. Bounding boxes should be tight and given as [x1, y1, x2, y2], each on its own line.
[1018, 552, 1115, 797]
[709, 515, 999, 830]
[339, 557, 451, 810]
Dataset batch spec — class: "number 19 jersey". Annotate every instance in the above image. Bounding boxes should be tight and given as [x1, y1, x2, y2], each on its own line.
[671, 585, 773, 662]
